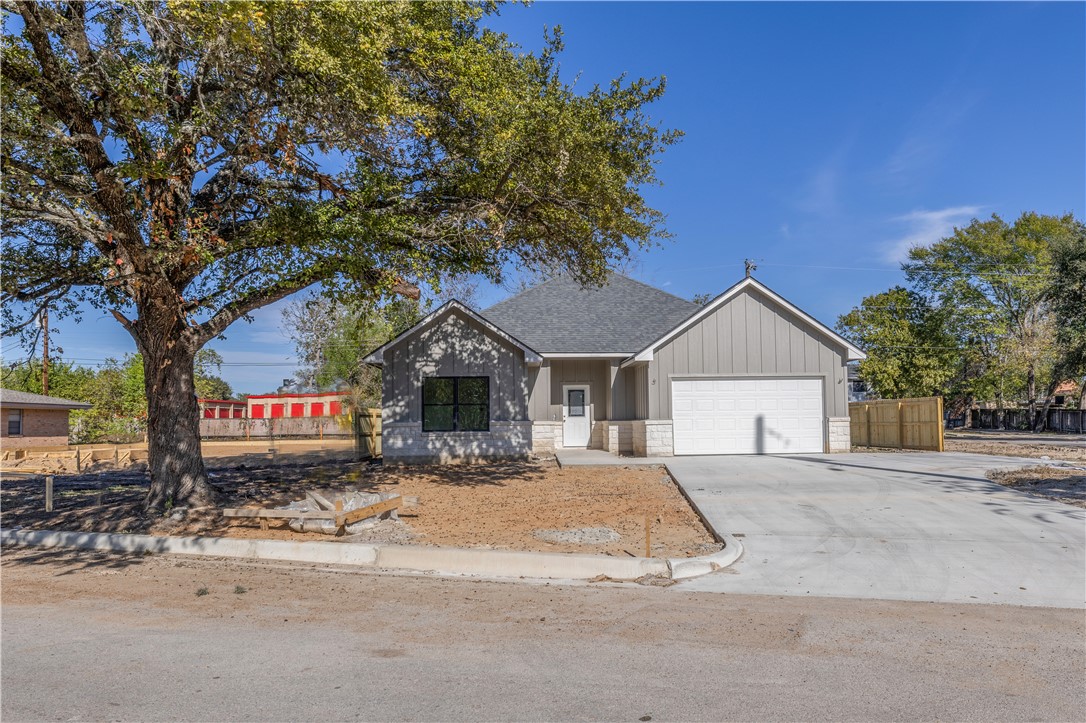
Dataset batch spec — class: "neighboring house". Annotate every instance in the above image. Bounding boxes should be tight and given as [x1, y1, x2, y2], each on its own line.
[0, 389, 91, 448]
[246, 390, 349, 420]
[364, 274, 865, 463]
[847, 364, 872, 403]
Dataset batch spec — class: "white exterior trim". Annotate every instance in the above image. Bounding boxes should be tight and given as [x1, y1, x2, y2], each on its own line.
[542, 352, 631, 359]
[624, 277, 866, 366]
[363, 300, 543, 366]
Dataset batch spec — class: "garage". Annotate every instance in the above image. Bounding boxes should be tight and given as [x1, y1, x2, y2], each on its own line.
[671, 377, 825, 455]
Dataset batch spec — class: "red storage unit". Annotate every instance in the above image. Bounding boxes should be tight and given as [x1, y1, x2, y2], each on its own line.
[233, 407, 244, 419]
[311, 402, 324, 417]
[251, 404, 264, 418]
[329, 401, 342, 415]
[204, 408, 215, 418]
[271, 404, 285, 418]
[291, 403, 305, 417]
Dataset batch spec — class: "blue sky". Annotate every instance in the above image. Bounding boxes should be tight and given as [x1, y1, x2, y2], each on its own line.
[11, 1, 1085, 395]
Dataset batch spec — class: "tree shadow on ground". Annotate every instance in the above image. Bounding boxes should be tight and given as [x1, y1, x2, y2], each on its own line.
[1, 546, 157, 573]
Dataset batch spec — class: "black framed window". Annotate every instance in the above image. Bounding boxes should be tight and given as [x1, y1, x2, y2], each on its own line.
[422, 377, 489, 432]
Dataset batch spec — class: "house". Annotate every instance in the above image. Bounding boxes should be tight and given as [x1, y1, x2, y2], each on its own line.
[0, 389, 91, 448]
[246, 390, 350, 420]
[364, 274, 865, 463]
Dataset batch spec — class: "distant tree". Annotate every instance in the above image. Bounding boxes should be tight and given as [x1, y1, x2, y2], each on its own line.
[192, 349, 233, 400]
[836, 287, 958, 399]
[691, 292, 714, 306]
[904, 212, 1075, 421]
[1045, 221, 1086, 379]
[2, 3, 678, 509]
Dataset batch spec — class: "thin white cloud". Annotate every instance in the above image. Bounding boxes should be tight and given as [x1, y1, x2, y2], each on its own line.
[883, 205, 982, 262]
[879, 90, 981, 187]
[797, 162, 841, 215]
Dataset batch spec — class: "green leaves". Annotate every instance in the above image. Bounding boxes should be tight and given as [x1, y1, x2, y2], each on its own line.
[842, 212, 1082, 407]
[3, 0, 677, 345]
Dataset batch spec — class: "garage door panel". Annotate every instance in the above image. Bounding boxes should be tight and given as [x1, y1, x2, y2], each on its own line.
[672, 377, 825, 455]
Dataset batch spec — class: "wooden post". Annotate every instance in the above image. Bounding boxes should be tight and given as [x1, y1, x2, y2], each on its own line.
[113, 446, 119, 465]
[75, 446, 81, 473]
[937, 397, 945, 452]
[644, 514, 651, 558]
[45, 475, 53, 512]
[897, 401, 905, 449]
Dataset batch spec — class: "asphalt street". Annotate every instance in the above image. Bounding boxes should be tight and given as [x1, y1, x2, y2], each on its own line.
[2, 549, 1083, 722]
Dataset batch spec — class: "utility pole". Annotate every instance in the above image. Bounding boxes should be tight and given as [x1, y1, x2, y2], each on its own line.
[41, 306, 49, 395]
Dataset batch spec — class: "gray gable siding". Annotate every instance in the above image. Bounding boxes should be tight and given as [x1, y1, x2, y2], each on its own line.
[382, 310, 528, 425]
[481, 274, 700, 353]
[646, 287, 849, 419]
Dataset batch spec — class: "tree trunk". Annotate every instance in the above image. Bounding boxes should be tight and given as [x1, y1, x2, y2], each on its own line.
[1033, 378, 1060, 433]
[133, 313, 218, 512]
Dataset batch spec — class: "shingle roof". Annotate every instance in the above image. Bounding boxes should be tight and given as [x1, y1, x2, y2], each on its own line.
[480, 274, 701, 354]
[0, 389, 92, 409]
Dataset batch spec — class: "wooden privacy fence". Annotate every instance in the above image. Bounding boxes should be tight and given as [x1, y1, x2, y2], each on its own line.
[354, 408, 382, 459]
[850, 397, 944, 452]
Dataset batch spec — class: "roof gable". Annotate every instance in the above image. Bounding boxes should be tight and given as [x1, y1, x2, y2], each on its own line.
[480, 274, 700, 354]
[363, 300, 542, 365]
[627, 277, 866, 364]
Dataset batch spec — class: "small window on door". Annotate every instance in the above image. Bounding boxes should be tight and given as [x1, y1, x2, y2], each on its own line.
[7, 409, 23, 435]
[567, 389, 586, 417]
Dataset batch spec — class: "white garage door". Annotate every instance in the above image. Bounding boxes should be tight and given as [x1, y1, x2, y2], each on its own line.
[671, 377, 825, 455]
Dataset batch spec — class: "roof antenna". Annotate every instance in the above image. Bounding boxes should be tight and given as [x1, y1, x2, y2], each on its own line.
[744, 259, 758, 278]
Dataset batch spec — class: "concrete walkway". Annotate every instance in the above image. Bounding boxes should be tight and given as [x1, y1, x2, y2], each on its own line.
[666, 452, 1085, 607]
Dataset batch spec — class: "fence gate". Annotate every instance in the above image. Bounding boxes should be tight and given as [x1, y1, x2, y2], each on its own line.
[850, 397, 944, 452]
[354, 408, 382, 459]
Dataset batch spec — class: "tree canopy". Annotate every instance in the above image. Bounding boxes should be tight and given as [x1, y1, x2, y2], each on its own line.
[1, 1, 679, 509]
[838, 212, 1083, 422]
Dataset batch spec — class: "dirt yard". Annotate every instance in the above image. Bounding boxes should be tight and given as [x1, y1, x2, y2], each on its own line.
[0, 459, 719, 559]
[985, 465, 1086, 508]
[944, 430, 1086, 461]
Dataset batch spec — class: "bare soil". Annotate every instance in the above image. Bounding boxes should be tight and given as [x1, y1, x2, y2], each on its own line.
[985, 465, 1086, 508]
[0, 458, 719, 558]
[946, 438, 1086, 461]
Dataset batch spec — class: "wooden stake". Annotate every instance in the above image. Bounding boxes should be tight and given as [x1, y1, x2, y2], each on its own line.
[45, 475, 53, 512]
[644, 513, 651, 558]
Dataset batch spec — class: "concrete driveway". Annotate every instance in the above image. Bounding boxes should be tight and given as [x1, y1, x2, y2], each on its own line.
[667, 453, 1085, 607]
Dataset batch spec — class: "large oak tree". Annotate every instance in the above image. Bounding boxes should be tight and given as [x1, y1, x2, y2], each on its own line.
[1, 1, 678, 510]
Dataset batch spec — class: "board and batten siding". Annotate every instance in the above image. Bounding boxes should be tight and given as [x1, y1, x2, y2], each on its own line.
[527, 359, 613, 422]
[382, 310, 529, 424]
[646, 288, 848, 420]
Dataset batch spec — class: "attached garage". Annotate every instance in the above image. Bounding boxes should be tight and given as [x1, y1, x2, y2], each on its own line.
[672, 377, 824, 455]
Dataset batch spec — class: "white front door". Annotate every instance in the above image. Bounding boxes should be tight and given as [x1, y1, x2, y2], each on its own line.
[562, 385, 591, 447]
[671, 377, 825, 455]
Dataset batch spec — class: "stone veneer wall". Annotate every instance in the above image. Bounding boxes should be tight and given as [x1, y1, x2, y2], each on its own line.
[531, 421, 563, 455]
[602, 421, 635, 455]
[632, 420, 674, 457]
[827, 417, 851, 453]
[382, 421, 532, 464]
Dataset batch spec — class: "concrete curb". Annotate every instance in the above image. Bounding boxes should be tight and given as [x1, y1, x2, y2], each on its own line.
[662, 463, 745, 578]
[1, 528, 671, 581]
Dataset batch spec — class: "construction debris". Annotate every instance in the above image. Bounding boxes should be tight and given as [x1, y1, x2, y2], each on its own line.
[222, 491, 404, 536]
